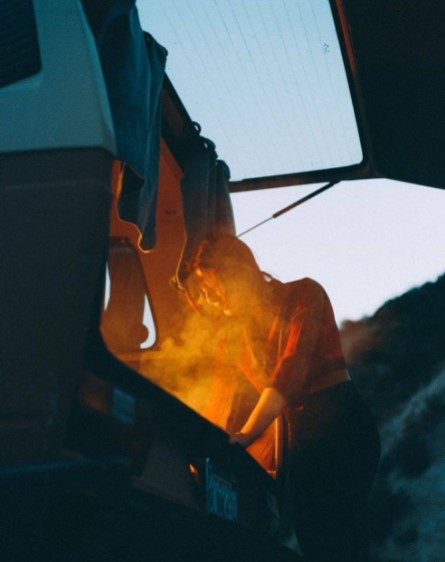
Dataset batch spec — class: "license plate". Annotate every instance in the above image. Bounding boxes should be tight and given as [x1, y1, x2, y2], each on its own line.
[205, 459, 238, 522]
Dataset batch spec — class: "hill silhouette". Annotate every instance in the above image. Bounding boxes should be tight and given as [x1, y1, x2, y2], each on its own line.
[340, 272, 445, 561]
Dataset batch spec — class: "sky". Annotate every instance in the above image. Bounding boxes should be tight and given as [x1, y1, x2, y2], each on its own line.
[231, 178, 445, 324]
[139, 1, 445, 325]
[141, 0, 362, 179]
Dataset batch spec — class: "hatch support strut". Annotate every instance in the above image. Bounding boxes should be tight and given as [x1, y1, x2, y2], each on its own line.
[237, 181, 338, 237]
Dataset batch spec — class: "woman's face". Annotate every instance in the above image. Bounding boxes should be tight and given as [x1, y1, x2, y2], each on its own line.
[196, 269, 254, 319]
[195, 268, 229, 315]
[195, 267, 246, 317]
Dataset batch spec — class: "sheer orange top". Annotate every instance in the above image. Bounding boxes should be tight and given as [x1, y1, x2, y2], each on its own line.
[268, 278, 347, 408]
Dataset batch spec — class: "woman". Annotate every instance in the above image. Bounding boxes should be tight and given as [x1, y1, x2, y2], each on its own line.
[186, 234, 380, 562]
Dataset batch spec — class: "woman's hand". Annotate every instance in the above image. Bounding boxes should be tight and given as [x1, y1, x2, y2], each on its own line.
[229, 431, 254, 448]
[229, 388, 287, 449]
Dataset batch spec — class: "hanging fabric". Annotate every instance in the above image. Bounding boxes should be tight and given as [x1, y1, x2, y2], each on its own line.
[117, 34, 167, 251]
[173, 124, 236, 291]
[82, 0, 167, 250]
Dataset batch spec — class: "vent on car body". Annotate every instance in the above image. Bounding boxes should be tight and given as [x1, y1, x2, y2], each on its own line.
[0, 0, 41, 88]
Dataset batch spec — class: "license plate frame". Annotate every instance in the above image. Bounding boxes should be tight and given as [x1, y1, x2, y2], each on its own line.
[205, 458, 238, 523]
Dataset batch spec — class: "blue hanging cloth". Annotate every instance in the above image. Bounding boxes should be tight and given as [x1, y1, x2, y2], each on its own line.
[82, 0, 167, 250]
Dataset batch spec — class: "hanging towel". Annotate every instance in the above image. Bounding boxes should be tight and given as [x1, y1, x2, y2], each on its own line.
[118, 34, 167, 250]
[174, 128, 236, 290]
[214, 159, 236, 236]
[82, 0, 167, 250]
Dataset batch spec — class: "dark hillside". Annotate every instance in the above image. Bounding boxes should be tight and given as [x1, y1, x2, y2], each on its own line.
[340, 273, 445, 562]
[341, 273, 445, 423]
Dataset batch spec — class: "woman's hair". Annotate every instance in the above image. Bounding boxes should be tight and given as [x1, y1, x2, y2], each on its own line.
[184, 234, 277, 311]
[188, 234, 260, 275]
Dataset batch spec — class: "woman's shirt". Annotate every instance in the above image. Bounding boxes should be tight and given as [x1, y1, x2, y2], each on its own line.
[202, 277, 346, 428]
[267, 278, 346, 408]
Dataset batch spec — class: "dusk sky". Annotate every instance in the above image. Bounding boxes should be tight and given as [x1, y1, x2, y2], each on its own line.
[140, 1, 445, 324]
[232, 178, 445, 323]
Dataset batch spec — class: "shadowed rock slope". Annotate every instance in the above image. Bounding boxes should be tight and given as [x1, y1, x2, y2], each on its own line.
[340, 273, 445, 562]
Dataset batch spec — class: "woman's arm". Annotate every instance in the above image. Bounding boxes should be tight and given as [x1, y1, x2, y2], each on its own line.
[229, 387, 287, 447]
[270, 279, 325, 407]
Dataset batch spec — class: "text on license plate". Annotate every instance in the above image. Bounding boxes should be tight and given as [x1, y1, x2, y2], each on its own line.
[205, 459, 238, 522]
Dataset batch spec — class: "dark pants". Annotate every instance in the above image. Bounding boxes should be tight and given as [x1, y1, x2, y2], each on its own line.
[284, 381, 380, 562]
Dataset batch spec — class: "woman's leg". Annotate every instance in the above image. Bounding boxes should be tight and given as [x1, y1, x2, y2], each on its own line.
[289, 384, 380, 561]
